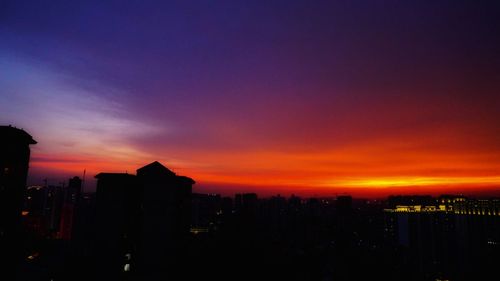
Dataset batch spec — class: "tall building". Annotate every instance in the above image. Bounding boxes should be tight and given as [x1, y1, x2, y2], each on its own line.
[44, 185, 64, 236]
[0, 125, 36, 276]
[136, 161, 194, 278]
[23, 186, 47, 236]
[94, 161, 194, 280]
[58, 176, 82, 240]
[94, 172, 138, 280]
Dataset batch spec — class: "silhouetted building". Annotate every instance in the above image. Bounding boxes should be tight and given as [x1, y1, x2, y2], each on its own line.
[288, 194, 302, 212]
[135, 161, 194, 279]
[21, 180, 82, 240]
[241, 193, 259, 219]
[336, 195, 353, 215]
[58, 176, 82, 240]
[221, 196, 233, 216]
[44, 185, 65, 236]
[94, 172, 138, 280]
[192, 193, 221, 229]
[0, 125, 36, 276]
[94, 161, 194, 280]
[234, 193, 243, 212]
[23, 186, 47, 236]
[71, 192, 97, 260]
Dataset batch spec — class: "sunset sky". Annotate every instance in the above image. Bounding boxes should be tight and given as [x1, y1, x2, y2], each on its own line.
[1, 1, 499, 196]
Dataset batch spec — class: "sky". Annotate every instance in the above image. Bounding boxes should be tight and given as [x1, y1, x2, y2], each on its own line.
[1, 0, 500, 197]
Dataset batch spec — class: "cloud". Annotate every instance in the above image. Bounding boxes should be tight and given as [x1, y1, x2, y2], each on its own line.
[0, 52, 160, 182]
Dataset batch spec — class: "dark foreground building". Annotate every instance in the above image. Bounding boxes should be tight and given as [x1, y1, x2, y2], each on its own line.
[0, 126, 36, 277]
[94, 161, 194, 280]
[58, 176, 82, 240]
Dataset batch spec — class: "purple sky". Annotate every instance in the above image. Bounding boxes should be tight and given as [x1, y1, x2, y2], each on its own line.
[1, 1, 500, 196]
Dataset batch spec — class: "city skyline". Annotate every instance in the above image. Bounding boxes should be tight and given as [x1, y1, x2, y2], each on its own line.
[2, 125, 499, 280]
[2, 1, 500, 197]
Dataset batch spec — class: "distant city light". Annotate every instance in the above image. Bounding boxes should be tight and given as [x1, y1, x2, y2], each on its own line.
[27, 252, 39, 261]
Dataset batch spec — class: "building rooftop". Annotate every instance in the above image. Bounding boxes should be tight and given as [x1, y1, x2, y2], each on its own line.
[137, 161, 176, 177]
[94, 173, 136, 179]
[0, 125, 37, 144]
[95, 162, 195, 184]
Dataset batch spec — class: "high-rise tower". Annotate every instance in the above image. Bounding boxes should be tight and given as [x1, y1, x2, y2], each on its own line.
[0, 125, 37, 275]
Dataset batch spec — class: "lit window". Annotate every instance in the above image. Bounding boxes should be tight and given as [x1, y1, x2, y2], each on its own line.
[124, 263, 130, 272]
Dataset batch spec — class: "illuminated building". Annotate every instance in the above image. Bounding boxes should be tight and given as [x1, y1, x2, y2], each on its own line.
[384, 195, 500, 279]
[453, 198, 500, 216]
[438, 195, 466, 212]
[0, 125, 36, 276]
[384, 196, 500, 217]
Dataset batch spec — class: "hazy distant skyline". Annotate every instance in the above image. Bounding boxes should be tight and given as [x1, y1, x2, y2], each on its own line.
[1, 1, 500, 196]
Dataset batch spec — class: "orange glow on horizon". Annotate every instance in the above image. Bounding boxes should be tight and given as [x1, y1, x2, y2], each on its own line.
[323, 176, 500, 189]
[28, 125, 500, 197]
